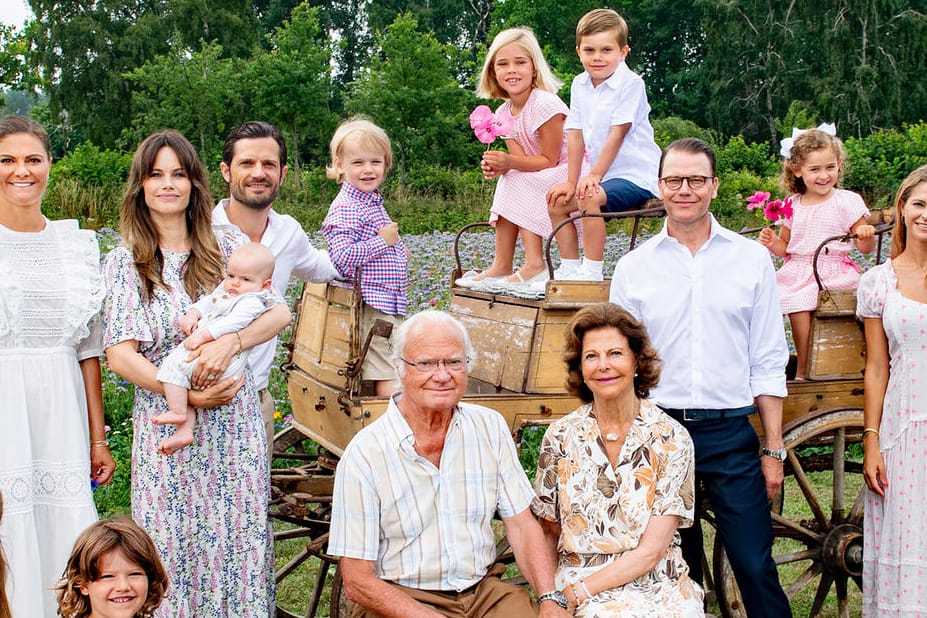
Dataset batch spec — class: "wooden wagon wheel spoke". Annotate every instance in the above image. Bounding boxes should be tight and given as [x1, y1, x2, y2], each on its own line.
[835, 575, 850, 618]
[831, 427, 847, 522]
[808, 572, 835, 618]
[786, 449, 830, 529]
[771, 511, 825, 544]
[784, 562, 821, 599]
[847, 484, 866, 526]
[775, 547, 819, 565]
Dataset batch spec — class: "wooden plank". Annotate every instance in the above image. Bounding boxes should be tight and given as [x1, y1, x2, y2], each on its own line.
[809, 318, 865, 380]
[815, 289, 857, 317]
[449, 295, 537, 392]
[543, 280, 611, 306]
[525, 309, 575, 393]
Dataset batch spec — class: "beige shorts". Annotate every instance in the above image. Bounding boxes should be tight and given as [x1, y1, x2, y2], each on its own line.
[360, 305, 404, 381]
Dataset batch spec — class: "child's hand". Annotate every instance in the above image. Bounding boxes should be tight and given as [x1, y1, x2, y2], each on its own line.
[481, 150, 511, 174]
[180, 310, 200, 336]
[184, 329, 215, 350]
[854, 223, 876, 240]
[378, 222, 400, 246]
[547, 182, 576, 209]
[576, 174, 602, 201]
[758, 227, 777, 247]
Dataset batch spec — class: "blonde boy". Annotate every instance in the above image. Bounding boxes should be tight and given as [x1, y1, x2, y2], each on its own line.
[546, 8, 661, 281]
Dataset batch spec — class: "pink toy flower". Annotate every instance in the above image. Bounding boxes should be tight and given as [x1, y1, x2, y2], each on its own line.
[746, 191, 770, 210]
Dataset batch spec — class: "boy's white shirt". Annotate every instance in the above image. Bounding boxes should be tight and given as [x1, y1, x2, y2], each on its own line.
[565, 61, 661, 195]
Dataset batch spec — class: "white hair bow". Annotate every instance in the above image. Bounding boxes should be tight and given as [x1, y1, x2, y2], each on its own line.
[779, 123, 837, 158]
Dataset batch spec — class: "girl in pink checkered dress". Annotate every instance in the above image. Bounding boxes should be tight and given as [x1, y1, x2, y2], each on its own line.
[759, 127, 875, 379]
[455, 27, 572, 293]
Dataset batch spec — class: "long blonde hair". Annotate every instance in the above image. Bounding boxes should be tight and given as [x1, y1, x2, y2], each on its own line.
[890, 164, 927, 259]
[478, 27, 562, 100]
[119, 130, 223, 302]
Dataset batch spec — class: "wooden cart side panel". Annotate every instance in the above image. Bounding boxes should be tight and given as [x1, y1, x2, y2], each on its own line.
[449, 296, 538, 392]
[291, 282, 357, 388]
[809, 290, 865, 380]
[525, 312, 572, 394]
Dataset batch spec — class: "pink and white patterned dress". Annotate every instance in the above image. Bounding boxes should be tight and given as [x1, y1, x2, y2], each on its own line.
[102, 229, 275, 617]
[490, 88, 570, 237]
[776, 188, 869, 314]
[857, 261, 927, 617]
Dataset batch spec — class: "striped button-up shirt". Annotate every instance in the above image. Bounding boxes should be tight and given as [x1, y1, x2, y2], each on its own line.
[329, 397, 535, 591]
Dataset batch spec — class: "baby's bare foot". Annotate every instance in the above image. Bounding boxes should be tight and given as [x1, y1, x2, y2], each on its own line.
[157, 431, 194, 456]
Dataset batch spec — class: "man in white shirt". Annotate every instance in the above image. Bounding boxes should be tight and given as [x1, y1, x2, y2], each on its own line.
[329, 310, 570, 618]
[609, 138, 792, 617]
[209, 121, 339, 457]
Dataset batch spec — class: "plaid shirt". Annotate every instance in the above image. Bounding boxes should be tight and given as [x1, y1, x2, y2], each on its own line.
[322, 183, 407, 315]
[328, 398, 536, 591]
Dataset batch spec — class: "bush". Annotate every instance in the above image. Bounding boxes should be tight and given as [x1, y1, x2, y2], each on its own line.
[652, 116, 720, 149]
[844, 122, 927, 208]
[713, 169, 779, 231]
[716, 135, 779, 178]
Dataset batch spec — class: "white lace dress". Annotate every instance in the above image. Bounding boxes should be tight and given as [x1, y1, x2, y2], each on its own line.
[0, 219, 103, 617]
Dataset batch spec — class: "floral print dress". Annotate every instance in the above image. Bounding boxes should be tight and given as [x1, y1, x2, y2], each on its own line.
[102, 229, 275, 617]
[533, 400, 704, 618]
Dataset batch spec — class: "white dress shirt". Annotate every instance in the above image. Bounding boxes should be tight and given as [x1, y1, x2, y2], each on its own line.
[564, 62, 660, 196]
[212, 200, 339, 390]
[610, 215, 788, 409]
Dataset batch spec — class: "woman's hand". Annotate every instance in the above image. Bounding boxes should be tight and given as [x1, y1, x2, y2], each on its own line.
[863, 442, 888, 496]
[188, 374, 244, 409]
[186, 335, 237, 389]
[90, 445, 116, 486]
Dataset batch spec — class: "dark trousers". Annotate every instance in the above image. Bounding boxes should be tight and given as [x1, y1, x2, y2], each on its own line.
[678, 415, 792, 618]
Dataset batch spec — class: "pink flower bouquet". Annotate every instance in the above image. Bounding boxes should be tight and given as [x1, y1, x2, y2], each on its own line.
[469, 105, 513, 144]
[746, 190, 794, 224]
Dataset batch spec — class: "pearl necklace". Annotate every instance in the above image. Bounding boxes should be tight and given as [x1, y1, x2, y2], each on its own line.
[604, 432, 620, 442]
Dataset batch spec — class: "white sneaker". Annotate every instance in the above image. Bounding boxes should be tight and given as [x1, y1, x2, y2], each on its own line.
[455, 270, 507, 288]
[573, 269, 603, 282]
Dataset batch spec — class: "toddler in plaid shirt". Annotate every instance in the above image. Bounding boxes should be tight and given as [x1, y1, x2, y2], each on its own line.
[322, 118, 408, 396]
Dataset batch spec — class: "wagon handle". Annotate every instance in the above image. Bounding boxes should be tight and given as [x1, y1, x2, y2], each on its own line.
[452, 222, 494, 280]
[544, 203, 666, 278]
[811, 221, 894, 291]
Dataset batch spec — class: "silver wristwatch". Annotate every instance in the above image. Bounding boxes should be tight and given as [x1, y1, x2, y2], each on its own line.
[761, 447, 787, 462]
[537, 589, 569, 609]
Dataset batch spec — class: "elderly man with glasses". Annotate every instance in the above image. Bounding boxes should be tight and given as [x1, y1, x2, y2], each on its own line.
[609, 138, 792, 617]
[329, 310, 569, 618]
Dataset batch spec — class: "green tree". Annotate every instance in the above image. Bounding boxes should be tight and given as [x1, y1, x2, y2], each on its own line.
[249, 2, 336, 171]
[125, 41, 247, 162]
[344, 13, 480, 184]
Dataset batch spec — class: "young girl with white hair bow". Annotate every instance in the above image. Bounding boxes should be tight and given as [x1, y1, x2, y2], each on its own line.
[759, 124, 876, 380]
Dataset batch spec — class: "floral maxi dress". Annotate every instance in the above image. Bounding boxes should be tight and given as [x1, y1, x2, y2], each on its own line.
[0, 219, 102, 617]
[857, 261, 927, 617]
[532, 400, 704, 617]
[102, 230, 274, 617]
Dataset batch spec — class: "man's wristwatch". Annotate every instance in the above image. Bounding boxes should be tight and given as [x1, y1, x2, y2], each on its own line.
[537, 589, 569, 609]
[761, 447, 787, 462]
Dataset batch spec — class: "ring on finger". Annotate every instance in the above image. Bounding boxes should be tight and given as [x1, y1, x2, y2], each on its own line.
[207, 374, 217, 380]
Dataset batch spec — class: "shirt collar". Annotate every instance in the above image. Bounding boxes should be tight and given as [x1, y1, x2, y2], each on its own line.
[655, 212, 732, 250]
[341, 182, 383, 205]
[577, 61, 630, 89]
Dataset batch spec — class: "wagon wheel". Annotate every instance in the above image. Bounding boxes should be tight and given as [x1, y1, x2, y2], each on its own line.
[271, 425, 339, 618]
[714, 407, 865, 618]
[329, 562, 349, 618]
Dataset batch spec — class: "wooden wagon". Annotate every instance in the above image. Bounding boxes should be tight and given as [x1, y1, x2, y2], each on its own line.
[271, 207, 893, 618]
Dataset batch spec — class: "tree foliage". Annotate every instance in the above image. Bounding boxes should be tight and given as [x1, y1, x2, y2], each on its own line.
[344, 13, 481, 185]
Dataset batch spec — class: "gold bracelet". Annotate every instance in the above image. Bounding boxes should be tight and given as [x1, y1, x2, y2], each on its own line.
[235, 331, 243, 356]
[90, 440, 110, 448]
[863, 427, 880, 437]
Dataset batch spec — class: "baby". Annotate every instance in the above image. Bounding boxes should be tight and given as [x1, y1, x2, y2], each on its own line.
[154, 242, 276, 454]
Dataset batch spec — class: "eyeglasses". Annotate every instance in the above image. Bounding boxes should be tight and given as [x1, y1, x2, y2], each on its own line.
[659, 175, 715, 190]
[399, 357, 470, 373]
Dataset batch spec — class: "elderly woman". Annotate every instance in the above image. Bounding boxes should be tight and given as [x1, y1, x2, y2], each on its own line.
[102, 130, 290, 616]
[533, 302, 703, 617]
[0, 116, 115, 616]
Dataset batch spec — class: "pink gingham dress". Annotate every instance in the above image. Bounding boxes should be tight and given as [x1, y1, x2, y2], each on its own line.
[775, 188, 869, 314]
[489, 88, 570, 237]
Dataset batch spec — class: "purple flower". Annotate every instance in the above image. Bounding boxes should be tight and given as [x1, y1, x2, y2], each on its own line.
[764, 196, 794, 222]
[746, 191, 770, 210]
